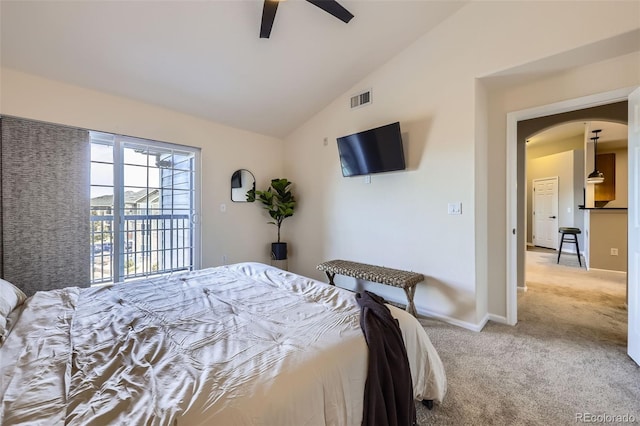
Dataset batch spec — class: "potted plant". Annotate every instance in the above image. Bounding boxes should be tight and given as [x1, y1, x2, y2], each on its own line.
[247, 178, 296, 260]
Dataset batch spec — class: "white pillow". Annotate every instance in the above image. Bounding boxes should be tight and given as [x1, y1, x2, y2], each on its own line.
[0, 278, 27, 342]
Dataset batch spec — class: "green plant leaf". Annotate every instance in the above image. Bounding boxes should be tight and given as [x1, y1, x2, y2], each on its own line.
[251, 178, 296, 243]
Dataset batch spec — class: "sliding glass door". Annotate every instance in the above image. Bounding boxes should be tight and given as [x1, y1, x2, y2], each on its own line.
[90, 131, 200, 285]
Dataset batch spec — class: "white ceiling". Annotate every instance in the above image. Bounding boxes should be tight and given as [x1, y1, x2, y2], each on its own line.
[0, 0, 466, 138]
[527, 120, 628, 149]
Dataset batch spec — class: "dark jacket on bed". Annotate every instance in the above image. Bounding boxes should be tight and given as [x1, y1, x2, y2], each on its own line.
[356, 291, 416, 426]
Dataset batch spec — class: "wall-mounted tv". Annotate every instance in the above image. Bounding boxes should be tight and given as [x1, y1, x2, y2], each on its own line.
[336, 122, 405, 177]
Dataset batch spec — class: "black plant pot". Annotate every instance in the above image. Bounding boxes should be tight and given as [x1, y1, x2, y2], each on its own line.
[271, 242, 287, 261]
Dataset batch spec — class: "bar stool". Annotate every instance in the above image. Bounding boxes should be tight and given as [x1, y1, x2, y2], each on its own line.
[557, 227, 582, 267]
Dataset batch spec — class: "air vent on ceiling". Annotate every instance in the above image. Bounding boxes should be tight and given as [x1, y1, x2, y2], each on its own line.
[350, 89, 372, 109]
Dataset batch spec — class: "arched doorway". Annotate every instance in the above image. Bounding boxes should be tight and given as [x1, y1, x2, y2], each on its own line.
[507, 99, 628, 296]
[522, 119, 629, 347]
[506, 87, 640, 365]
[524, 120, 628, 270]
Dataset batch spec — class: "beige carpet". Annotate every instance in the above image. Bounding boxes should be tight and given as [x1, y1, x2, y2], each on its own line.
[415, 250, 639, 425]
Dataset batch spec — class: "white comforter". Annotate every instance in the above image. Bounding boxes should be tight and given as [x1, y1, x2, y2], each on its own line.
[0, 262, 446, 425]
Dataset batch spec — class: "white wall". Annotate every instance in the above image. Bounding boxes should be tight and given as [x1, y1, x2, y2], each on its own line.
[284, 1, 640, 328]
[0, 68, 286, 269]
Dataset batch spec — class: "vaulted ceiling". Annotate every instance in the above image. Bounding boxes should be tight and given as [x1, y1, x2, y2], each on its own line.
[0, 0, 466, 138]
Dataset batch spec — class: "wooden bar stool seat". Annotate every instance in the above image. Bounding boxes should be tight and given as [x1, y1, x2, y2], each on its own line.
[557, 227, 582, 267]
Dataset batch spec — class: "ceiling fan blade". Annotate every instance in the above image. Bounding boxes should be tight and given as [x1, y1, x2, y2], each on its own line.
[306, 0, 354, 24]
[260, 0, 279, 39]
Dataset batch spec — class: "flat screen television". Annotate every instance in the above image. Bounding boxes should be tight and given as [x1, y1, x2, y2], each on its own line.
[336, 122, 405, 177]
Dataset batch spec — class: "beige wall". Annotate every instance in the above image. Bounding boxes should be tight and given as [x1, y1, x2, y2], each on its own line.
[486, 54, 640, 319]
[524, 138, 627, 265]
[284, 1, 640, 328]
[527, 150, 584, 246]
[526, 136, 585, 245]
[3, 2, 639, 330]
[0, 68, 286, 269]
[589, 211, 628, 271]
[588, 144, 628, 272]
[527, 136, 584, 160]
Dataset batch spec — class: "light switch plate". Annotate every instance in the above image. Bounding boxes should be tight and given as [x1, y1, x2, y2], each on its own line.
[448, 202, 462, 215]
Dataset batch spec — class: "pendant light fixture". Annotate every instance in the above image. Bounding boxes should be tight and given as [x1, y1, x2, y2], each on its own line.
[587, 129, 604, 184]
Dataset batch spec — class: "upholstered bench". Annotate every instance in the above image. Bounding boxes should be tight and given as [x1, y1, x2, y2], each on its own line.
[316, 259, 424, 317]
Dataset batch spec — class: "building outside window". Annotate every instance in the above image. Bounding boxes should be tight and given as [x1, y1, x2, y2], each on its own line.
[90, 131, 200, 285]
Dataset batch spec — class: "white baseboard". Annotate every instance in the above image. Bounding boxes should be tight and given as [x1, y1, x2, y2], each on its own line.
[416, 306, 488, 332]
[588, 267, 627, 275]
[517, 285, 528, 292]
[529, 246, 581, 256]
[415, 307, 512, 331]
[477, 314, 490, 331]
[487, 313, 509, 324]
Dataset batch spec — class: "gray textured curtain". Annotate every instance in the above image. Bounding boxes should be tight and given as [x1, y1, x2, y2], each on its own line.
[0, 119, 3, 279]
[0, 117, 90, 295]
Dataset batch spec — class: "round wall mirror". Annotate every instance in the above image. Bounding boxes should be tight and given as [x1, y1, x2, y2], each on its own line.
[231, 169, 255, 202]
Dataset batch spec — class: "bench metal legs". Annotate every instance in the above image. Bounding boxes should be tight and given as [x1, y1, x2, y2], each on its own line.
[404, 285, 417, 317]
[324, 271, 336, 285]
[324, 271, 417, 317]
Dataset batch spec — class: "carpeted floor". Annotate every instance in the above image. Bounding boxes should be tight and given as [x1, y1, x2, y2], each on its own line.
[415, 250, 639, 425]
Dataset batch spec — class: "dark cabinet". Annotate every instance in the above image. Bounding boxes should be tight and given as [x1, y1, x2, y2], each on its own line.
[594, 153, 616, 202]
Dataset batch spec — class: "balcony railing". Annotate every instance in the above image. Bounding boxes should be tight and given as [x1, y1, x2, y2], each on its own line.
[90, 213, 193, 285]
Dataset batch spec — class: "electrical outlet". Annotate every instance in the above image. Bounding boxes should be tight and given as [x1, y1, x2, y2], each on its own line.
[610, 248, 618, 256]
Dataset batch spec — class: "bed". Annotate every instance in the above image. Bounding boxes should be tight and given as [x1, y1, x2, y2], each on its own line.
[0, 262, 446, 425]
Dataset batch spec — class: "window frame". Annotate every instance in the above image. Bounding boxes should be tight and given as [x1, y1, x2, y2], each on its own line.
[90, 131, 201, 285]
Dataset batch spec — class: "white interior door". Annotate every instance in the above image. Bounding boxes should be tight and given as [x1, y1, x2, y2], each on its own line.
[533, 177, 559, 249]
[628, 88, 640, 366]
